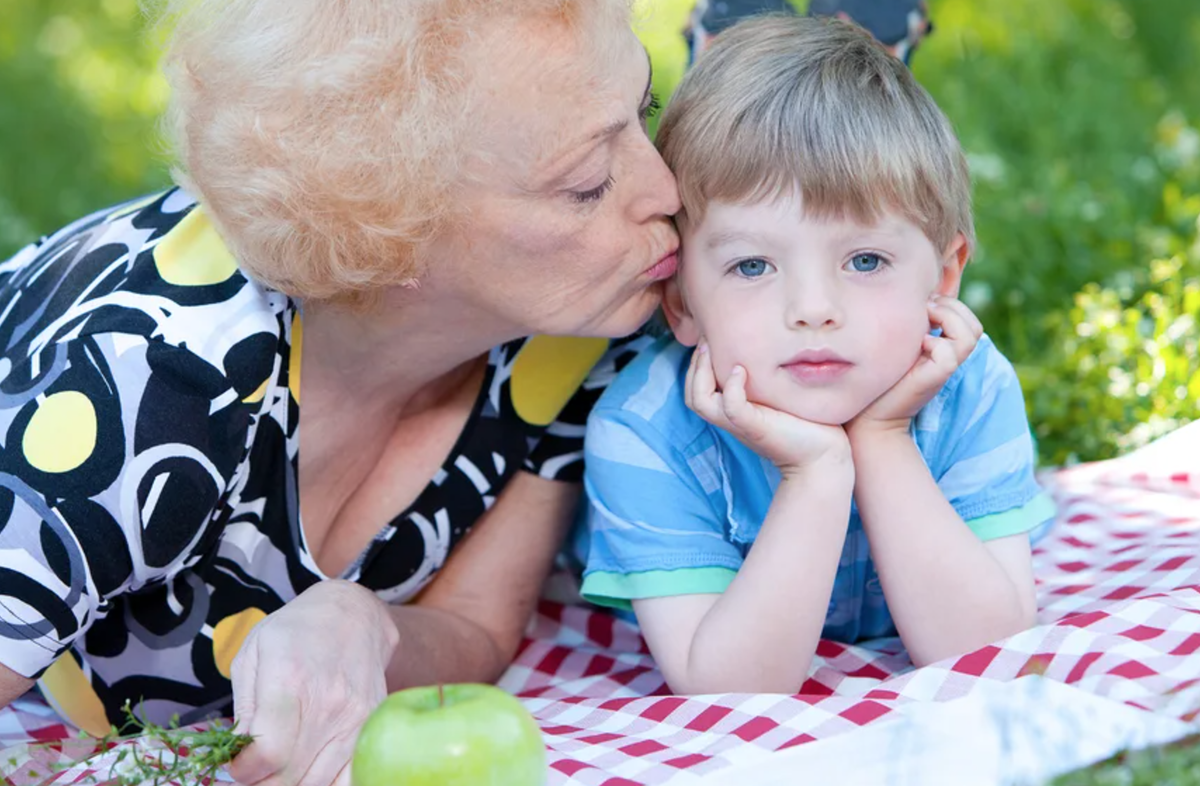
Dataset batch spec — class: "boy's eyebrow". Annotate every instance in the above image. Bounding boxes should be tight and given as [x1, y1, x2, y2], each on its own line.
[705, 229, 759, 250]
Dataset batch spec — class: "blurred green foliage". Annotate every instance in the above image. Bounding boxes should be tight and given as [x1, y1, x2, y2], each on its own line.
[1052, 733, 1200, 786]
[0, 0, 170, 254]
[2, 0, 1197, 464]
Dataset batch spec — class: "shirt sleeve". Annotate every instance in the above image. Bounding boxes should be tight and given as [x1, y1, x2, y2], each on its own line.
[578, 406, 743, 611]
[0, 332, 248, 678]
[922, 338, 1055, 541]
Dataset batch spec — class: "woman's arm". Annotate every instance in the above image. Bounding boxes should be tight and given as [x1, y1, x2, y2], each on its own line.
[388, 470, 582, 688]
[634, 464, 853, 695]
[228, 471, 578, 786]
[0, 664, 34, 712]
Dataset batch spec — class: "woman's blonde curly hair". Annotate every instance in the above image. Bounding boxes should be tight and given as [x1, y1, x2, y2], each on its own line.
[153, 0, 630, 303]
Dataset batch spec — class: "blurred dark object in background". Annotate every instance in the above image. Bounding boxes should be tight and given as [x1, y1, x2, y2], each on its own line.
[685, 0, 932, 65]
[809, 0, 932, 63]
[684, 0, 797, 61]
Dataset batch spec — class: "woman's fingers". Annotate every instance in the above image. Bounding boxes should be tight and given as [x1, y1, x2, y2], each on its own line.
[289, 724, 361, 786]
[229, 681, 304, 785]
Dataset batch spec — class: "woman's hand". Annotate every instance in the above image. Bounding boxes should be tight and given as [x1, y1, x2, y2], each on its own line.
[227, 580, 399, 786]
[685, 342, 851, 477]
[849, 296, 983, 441]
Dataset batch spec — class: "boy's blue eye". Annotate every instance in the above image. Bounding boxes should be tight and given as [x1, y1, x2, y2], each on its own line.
[849, 253, 883, 273]
[735, 258, 770, 277]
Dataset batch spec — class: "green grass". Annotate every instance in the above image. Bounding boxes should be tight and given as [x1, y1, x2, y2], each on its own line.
[2, 0, 1197, 464]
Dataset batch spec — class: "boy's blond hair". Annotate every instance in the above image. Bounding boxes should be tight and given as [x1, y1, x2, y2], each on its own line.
[656, 14, 974, 255]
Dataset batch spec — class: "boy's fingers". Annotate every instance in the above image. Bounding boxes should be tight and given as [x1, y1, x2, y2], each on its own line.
[925, 335, 959, 375]
[929, 304, 977, 362]
[684, 349, 700, 410]
[688, 346, 729, 427]
[722, 366, 750, 419]
[932, 297, 982, 340]
[721, 367, 764, 439]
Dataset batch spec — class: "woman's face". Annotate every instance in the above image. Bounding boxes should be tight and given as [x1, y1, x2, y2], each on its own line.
[419, 16, 682, 339]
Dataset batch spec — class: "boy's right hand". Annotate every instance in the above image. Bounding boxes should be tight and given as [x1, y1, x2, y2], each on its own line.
[685, 343, 851, 478]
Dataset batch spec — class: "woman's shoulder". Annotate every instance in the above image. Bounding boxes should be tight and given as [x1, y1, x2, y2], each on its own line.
[0, 188, 290, 401]
[484, 331, 657, 429]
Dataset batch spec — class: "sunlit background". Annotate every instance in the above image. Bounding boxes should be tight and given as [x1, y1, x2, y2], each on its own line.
[2, 0, 1197, 465]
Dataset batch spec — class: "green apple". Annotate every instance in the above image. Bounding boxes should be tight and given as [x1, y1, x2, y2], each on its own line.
[351, 683, 546, 786]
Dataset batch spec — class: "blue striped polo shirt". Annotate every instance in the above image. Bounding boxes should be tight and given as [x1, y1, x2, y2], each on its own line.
[575, 333, 1055, 643]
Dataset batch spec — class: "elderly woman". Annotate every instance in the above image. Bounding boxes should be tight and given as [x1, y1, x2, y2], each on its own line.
[0, 0, 679, 784]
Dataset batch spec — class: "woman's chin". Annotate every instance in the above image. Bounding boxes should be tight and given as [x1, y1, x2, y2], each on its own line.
[557, 288, 663, 339]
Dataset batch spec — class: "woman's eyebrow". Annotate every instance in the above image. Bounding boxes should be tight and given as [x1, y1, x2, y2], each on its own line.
[538, 48, 655, 185]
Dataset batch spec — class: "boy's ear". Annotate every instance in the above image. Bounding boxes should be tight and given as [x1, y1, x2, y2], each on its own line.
[662, 278, 700, 347]
[935, 233, 971, 298]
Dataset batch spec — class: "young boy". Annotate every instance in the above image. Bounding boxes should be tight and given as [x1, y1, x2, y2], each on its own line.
[576, 16, 1055, 695]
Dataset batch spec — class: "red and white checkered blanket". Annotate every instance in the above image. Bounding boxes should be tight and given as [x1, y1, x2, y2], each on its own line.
[3, 427, 1198, 786]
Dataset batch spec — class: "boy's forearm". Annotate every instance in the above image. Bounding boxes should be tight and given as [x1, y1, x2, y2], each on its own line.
[849, 430, 1035, 666]
[679, 465, 853, 694]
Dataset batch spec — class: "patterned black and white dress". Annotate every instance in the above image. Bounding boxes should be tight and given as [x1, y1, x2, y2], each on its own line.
[0, 188, 640, 733]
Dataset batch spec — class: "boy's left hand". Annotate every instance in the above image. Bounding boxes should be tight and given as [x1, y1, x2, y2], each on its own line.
[849, 295, 983, 439]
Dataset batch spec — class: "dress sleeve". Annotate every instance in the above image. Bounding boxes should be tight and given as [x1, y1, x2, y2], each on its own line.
[0, 332, 249, 678]
[921, 338, 1056, 541]
[522, 333, 655, 482]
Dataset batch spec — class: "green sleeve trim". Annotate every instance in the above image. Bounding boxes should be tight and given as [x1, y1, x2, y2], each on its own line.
[581, 567, 738, 611]
[966, 492, 1056, 541]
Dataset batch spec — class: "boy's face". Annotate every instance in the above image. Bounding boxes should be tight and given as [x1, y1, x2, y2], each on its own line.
[668, 191, 967, 426]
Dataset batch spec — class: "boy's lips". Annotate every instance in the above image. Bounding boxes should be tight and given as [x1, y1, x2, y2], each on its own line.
[782, 350, 853, 385]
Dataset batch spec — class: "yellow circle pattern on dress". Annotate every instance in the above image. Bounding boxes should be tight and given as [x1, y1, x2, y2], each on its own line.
[38, 655, 111, 738]
[153, 208, 238, 287]
[23, 391, 97, 473]
[212, 607, 268, 679]
[511, 336, 609, 426]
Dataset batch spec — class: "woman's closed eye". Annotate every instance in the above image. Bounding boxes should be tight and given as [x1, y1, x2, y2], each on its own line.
[730, 257, 774, 278]
[845, 252, 888, 274]
[571, 175, 615, 204]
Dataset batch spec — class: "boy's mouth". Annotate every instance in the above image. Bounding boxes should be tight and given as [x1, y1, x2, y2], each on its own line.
[782, 350, 853, 384]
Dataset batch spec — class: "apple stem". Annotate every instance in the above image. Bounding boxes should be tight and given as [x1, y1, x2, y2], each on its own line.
[438, 683, 444, 708]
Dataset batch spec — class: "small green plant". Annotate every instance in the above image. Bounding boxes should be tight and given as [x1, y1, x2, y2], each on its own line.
[12, 700, 252, 786]
[1051, 733, 1200, 785]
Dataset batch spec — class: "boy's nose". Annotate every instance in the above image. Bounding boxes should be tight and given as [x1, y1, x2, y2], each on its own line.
[785, 284, 842, 329]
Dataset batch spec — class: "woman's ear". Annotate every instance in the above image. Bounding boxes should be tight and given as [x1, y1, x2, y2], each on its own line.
[662, 278, 700, 347]
[935, 233, 971, 298]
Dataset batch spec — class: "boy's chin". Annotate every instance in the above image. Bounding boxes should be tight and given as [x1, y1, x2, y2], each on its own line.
[767, 397, 864, 427]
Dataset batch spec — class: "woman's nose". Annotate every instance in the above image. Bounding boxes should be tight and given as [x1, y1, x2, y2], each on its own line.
[632, 140, 683, 221]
